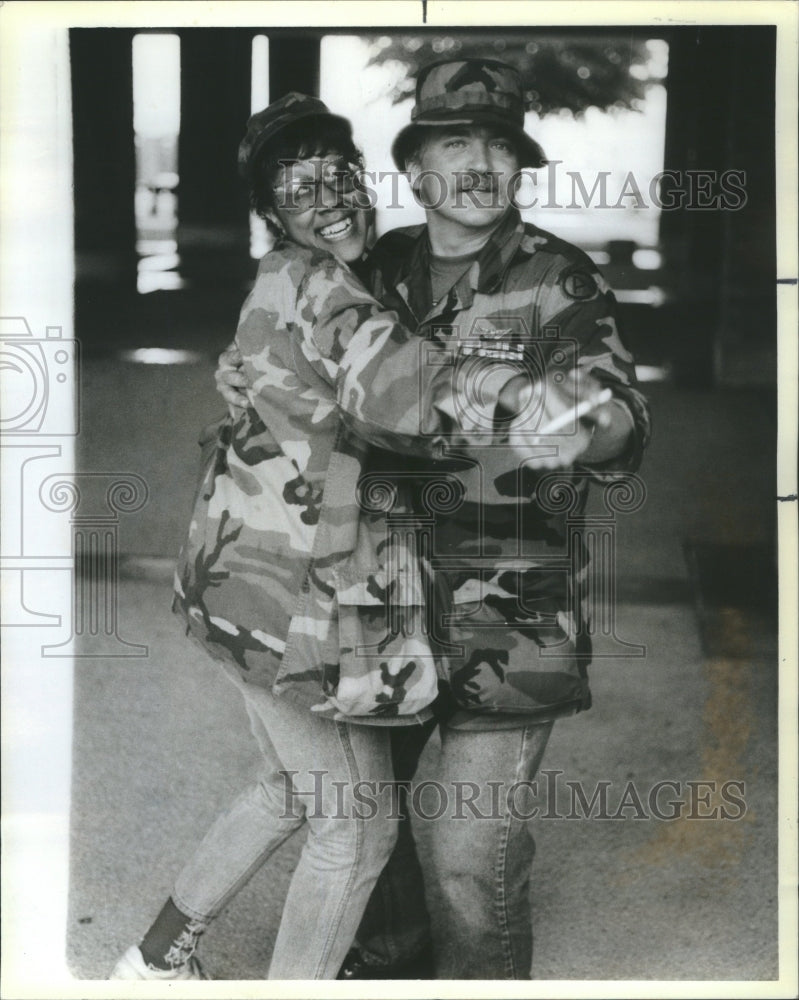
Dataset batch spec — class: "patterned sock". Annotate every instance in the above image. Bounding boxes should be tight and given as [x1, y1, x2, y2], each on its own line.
[139, 897, 209, 971]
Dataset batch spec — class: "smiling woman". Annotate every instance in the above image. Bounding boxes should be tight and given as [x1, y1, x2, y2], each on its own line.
[112, 92, 410, 982]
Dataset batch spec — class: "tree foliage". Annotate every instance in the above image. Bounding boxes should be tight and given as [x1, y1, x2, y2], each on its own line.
[365, 33, 658, 117]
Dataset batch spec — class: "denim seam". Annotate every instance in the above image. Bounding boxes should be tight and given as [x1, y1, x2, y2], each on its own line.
[494, 725, 529, 979]
[312, 721, 363, 978]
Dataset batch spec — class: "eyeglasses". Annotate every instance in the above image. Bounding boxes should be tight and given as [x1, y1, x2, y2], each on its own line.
[272, 158, 362, 212]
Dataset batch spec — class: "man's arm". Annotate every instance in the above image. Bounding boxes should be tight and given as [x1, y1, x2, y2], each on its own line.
[528, 257, 651, 473]
[217, 249, 645, 470]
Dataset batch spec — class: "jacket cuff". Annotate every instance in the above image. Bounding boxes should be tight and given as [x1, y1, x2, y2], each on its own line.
[578, 382, 651, 480]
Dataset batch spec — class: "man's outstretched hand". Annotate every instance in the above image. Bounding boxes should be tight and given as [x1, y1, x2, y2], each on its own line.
[504, 370, 627, 471]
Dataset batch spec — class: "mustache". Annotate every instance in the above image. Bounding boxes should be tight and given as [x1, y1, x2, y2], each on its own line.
[456, 170, 502, 193]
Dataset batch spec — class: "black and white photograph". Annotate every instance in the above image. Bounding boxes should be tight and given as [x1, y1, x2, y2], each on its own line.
[1, 1, 797, 996]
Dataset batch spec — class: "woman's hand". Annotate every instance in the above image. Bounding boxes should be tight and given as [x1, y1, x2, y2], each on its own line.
[215, 342, 248, 413]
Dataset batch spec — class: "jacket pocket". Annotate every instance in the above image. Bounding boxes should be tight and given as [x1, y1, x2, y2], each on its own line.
[319, 594, 441, 718]
[443, 594, 591, 716]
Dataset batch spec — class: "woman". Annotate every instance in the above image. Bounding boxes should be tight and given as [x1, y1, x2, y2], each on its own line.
[111, 93, 530, 981]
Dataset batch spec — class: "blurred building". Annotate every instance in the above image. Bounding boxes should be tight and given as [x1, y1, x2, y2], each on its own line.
[70, 26, 776, 389]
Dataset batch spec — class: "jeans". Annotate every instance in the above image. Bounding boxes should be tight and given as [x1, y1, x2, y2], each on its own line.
[171, 672, 402, 979]
[355, 719, 554, 979]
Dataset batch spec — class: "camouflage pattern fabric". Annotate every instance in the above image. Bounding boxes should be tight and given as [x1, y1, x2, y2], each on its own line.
[392, 57, 547, 171]
[238, 92, 349, 180]
[173, 240, 529, 724]
[413, 59, 526, 122]
[363, 208, 652, 729]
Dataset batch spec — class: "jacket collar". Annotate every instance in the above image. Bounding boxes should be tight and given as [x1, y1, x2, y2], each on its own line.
[392, 208, 526, 323]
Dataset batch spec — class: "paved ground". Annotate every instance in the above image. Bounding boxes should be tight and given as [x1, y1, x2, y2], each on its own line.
[67, 590, 778, 982]
[63, 366, 782, 983]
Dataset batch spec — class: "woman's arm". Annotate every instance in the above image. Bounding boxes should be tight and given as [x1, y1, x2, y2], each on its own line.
[228, 247, 649, 472]
[238, 245, 527, 458]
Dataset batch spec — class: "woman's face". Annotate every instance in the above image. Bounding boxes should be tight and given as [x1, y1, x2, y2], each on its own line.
[269, 155, 370, 262]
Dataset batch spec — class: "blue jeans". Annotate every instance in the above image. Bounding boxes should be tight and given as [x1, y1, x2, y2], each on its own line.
[171, 672, 404, 979]
[355, 719, 554, 979]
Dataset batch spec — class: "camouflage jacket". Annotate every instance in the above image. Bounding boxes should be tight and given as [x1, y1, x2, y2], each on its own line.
[362, 209, 652, 729]
[173, 240, 530, 724]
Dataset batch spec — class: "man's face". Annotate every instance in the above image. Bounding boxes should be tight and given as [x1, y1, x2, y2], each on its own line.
[408, 125, 520, 232]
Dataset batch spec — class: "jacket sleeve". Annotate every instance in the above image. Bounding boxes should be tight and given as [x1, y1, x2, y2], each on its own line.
[537, 259, 652, 475]
[286, 247, 513, 454]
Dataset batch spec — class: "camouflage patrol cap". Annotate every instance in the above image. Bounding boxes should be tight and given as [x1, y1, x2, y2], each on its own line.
[391, 58, 546, 170]
[238, 92, 352, 179]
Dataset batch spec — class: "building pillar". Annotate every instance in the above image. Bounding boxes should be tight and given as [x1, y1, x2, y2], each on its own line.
[176, 29, 253, 282]
[659, 27, 776, 387]
[70, 29, 138, 338]
[268, 34, 321, 99]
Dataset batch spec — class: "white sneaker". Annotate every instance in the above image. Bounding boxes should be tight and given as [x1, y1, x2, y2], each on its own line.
[110, 944, 210, 980]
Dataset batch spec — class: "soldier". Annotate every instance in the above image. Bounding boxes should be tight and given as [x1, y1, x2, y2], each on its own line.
[218, 58, 651, 980]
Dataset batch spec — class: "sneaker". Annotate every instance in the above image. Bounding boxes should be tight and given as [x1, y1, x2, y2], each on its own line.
[109, 944, 210, 980]
[337, 943, 434, 980]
